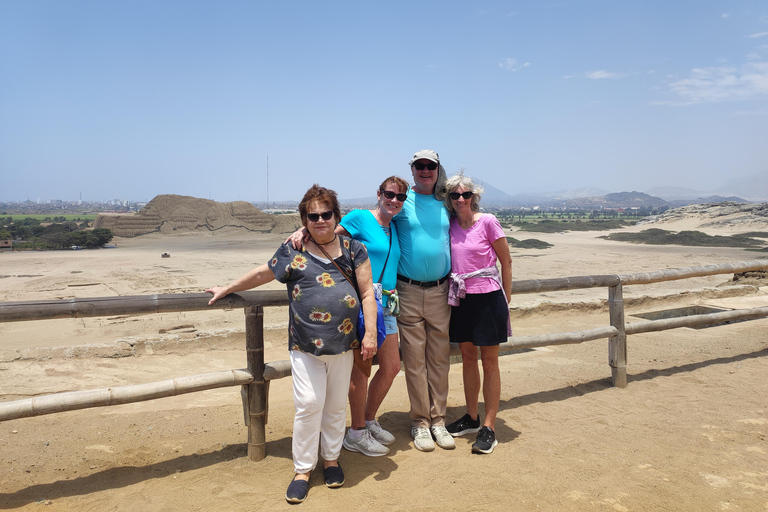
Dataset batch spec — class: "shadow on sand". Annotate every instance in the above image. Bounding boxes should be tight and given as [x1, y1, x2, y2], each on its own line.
[2, 347, 765, 506]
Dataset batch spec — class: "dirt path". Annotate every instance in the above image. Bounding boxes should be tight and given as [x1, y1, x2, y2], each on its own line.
[1, 229, 767, 511]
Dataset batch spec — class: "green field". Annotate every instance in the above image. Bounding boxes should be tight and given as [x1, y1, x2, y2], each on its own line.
[512, 219, 634, 233]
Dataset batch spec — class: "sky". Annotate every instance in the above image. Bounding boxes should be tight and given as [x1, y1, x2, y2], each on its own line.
[2, 0, 768, 203]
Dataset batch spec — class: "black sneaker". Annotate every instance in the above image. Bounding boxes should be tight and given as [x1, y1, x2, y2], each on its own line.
[446, 413, 481, 437]
[472, 426, 498, 454]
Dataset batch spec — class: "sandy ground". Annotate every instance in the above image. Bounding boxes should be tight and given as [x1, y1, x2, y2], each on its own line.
[1, 223, 767, 511]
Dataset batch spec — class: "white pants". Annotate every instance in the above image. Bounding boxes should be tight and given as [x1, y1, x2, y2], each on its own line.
[290, 350, 354, 474]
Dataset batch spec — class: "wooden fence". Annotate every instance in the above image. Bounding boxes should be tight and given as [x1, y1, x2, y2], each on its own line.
[1, 259, 767, 461]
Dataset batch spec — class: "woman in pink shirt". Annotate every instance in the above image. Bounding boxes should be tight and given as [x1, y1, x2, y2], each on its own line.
[443, 174, 512, 454]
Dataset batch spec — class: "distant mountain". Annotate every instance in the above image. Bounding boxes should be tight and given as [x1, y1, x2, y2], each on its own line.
[472, 178, 515, 205]
[604, 191, 669, 207]
[476, 187, 671, 210]
[540, 187, 611, 199]
[645, 171, 768, 202]
[644, 186, 707, 200]
[563, 191, 669, 209]
[716, 171, 768, 201]
[666, 195, 749, 207]
[340, 174, 765, 210]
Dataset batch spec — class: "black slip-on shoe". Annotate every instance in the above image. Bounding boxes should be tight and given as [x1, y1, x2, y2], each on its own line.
[285, 476, 310, 504]
[324, 463, 345, 488]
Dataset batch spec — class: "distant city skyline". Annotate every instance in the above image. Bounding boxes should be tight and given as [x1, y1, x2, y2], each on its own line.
[2, 1, 767, 203]
[4, 165, 766, 205]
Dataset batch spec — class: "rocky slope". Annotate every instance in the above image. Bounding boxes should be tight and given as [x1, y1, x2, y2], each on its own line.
[640, 201, 768, 229]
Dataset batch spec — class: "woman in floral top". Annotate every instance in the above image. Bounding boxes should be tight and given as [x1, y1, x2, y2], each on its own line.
[207, 184, 377, 504]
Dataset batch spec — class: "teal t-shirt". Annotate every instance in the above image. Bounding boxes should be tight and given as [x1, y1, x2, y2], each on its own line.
[392, 191, 451, 282]
[340, 209, 401, 306]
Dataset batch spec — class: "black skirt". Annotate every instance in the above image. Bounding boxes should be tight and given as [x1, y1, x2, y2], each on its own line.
[449, 289, 508, 346]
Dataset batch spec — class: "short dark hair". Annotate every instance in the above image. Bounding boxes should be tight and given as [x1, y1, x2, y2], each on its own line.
[298, 184, 342, 226]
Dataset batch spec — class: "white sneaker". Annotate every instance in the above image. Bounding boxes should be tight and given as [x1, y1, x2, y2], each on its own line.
[430, 425, 456, 450]
[366, 420, 395, 446]
[411, 427, 435, 452]
[343, 428, 390, 457]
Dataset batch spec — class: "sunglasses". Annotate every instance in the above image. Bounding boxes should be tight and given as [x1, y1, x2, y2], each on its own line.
[412, 161, 438, 171]
[449, 191, 473, 200]
[381, 190, 408, 202]
[307, 210, 334, 222]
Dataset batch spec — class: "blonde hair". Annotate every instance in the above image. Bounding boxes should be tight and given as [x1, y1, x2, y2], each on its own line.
[443, 174, 484, 214]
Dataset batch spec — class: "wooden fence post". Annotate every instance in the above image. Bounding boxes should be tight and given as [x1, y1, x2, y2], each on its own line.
[608, 284, 627, 388]
[245, 305, 267, 461]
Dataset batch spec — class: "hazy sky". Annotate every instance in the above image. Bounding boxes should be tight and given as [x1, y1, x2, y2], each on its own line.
[2, 1, 768, 203]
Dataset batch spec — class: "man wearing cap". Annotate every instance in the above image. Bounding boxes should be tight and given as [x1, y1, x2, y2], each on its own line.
[391, 149, 455, 452]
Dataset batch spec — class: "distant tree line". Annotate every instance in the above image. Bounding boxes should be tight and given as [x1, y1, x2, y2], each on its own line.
[0, 217, 113, 250]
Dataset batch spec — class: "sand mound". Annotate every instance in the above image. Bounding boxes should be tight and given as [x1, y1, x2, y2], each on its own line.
[93, 194, 302, 237]
[641, 201, 768, 230]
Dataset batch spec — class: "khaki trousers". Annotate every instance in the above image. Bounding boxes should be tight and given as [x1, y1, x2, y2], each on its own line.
[396, 279, 451, 428]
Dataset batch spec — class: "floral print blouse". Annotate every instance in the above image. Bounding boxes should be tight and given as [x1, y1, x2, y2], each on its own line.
[269, 236, 368, 356]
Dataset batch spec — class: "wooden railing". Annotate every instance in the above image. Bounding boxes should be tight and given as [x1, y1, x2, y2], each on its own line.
[1, 259, 767, 461]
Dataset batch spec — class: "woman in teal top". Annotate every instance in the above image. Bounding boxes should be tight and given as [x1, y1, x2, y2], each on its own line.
[339, 210, 400, 307]
[336, 176, 409, 457]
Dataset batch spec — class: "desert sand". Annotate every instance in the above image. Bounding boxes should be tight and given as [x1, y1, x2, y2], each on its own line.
[1, 217, 767, 511]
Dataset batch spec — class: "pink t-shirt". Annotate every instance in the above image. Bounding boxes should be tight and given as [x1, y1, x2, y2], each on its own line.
[449, 214, 506, 294]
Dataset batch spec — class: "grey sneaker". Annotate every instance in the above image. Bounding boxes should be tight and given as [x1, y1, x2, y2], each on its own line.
[411, 427, 435, 452]
[367, 420, 395, 446]
[430, 425, 456, 450]
[446, 413, 481, 437]
[343, 428, 390, 457]
[471, 426, 498, 454]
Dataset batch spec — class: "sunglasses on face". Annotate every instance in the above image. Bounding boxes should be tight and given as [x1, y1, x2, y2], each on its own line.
[307, 210, 334, 222]
[381, 190, 408, 202]
[413, 161, 438, 171]
[449, 191, 473, 200]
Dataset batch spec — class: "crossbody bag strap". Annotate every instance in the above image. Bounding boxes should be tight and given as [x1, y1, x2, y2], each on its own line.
[377, 230, 392, 284]
[314, 238, 359, 296]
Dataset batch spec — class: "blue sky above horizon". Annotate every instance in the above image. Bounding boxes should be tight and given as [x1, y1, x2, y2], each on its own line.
[2, 0, 767, 203]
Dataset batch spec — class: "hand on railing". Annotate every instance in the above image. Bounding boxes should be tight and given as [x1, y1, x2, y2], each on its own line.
[205, 286, 229, 305]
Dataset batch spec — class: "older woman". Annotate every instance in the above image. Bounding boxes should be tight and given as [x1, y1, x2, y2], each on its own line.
[443, 174, 511, 455]
[207, 184, 377, 503]
[289, 177, 409, 457]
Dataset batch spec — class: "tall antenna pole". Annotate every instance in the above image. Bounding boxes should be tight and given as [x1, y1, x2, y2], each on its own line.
[266, 155, 269, 208]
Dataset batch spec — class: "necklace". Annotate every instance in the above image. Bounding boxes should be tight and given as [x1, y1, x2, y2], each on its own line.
[312, 234, 337, 246]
